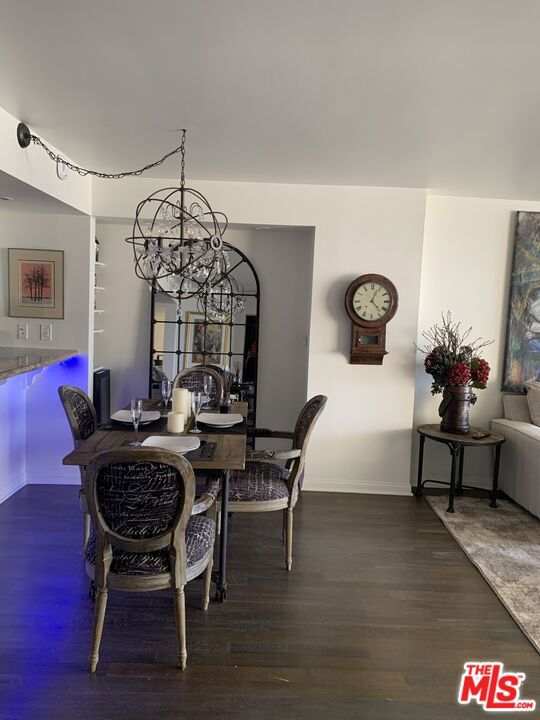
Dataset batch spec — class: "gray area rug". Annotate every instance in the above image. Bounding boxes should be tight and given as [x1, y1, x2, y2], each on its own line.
[427, 495, 540, 654]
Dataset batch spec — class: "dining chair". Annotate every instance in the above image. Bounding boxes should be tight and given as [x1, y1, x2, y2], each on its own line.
[58, 385, 98, 548]
[83, 447, 216, 672]
[223, 395, 327, 571]
[173, 365, 223, 406]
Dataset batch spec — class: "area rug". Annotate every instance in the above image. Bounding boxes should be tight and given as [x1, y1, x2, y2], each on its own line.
[427, 495, 540, 654]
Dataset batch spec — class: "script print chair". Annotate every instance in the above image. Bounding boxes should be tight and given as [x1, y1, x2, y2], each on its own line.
[173, 365, 223, 406]
[84, 448, 216, 672]
[224, 395, 327, 571]
[58, 385, 98, 548]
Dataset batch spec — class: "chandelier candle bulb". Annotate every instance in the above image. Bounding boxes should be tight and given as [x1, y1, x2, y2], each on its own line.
[167, 412, 185, 434]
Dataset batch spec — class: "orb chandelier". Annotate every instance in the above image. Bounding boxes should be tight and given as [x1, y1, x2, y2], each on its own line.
[197, 268, 245, 322]
[125, 130, 232, 300]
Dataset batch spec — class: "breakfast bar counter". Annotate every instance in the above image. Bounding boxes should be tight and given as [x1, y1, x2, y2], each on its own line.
[0, 347, 78, 383]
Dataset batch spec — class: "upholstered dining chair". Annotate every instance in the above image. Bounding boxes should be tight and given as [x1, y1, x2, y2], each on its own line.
[83, 447, 216, 672]
[173, 365, 223, 406]
[223, 395, 327, 571]
[58, 385, 98, 548]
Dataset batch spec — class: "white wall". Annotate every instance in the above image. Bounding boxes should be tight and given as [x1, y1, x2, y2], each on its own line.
[94, 178, 428, 494]
[412, 195, 540, 485]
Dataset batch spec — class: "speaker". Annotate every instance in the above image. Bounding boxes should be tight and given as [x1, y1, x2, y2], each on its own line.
[93, 368, 110, 426]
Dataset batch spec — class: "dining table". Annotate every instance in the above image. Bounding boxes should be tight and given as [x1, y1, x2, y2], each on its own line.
[62, 400, 248, 602]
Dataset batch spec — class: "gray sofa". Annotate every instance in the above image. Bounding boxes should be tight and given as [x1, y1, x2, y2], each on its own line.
[491, 395, 540, 519]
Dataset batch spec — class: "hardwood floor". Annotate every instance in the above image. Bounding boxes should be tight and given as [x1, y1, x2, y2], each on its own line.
[0, 485, 538, 720]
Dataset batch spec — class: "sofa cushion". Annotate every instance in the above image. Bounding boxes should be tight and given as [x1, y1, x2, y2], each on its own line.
[491, 418, 540, 442]
[524, 380, 540, 426]
[502, 394, 532, 423]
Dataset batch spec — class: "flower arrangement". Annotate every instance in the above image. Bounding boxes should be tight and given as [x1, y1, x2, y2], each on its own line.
[419, 313, 492, 404]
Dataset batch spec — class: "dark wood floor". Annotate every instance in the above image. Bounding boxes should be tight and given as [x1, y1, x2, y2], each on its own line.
[0, 486, 538, 720]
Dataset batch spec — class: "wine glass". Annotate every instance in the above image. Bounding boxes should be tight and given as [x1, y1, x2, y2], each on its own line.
[202, 375, 211, 407]
[129, 398, 143, 446]
[189, 391, 203, 434]
[160, 379, 172, 415]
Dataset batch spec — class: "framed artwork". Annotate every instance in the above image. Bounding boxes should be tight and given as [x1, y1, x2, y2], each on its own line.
[8, 248, 64, 319]
[183, 311, 230, 368]
[502, 212, 540, 391]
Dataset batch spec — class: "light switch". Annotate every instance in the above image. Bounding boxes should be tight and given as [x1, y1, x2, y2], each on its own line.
[16, 323, 28, 340]
[40, 323, 52, 342]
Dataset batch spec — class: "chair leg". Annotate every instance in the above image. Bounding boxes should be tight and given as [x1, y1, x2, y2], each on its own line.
[216, 508, 221, 536]
[89, 588, 108, 673]
[203, 555, 213, 611]
[83, 513, 91, 550]
[285, 508, 293, 572]
[174, 588, 187, 670]
[282, 509, 287, 543]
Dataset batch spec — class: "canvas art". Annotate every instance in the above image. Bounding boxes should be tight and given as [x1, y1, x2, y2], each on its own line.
[8, 249, 64, 319]
[502, 212, 540, 391]
[184, 311, 230, 368]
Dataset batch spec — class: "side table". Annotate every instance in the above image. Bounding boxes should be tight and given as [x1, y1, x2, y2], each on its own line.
[414, 424, 505, 513]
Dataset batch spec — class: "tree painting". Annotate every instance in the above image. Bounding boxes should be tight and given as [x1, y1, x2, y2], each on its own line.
[19, 262, 53, 306]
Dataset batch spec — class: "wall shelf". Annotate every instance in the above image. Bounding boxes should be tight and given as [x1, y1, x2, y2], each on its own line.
[93, 329, 104, 334]
[95, 261, 106, 268]
[94, 309, 105, 314]
[94, 286, 105, 292]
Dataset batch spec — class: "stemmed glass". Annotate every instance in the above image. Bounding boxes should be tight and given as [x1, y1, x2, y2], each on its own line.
[202, 375, 211, 407]
[160, 379, 172, 416]
[189, 391, 204, 434]
[129, 398, 143, 446]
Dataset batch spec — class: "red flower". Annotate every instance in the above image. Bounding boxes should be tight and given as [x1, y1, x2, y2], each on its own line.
[448, 362, 472, 385]
[472, 358, 490, 385]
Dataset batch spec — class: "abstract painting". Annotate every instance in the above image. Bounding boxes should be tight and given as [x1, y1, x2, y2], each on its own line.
[183, 311, 230, 368]
[502, 212, 540, 391]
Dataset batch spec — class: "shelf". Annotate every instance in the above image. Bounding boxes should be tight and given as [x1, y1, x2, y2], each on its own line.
[94, 286, 105, 291]
[94, 309, 105, 314]
[93, 329, 104, 334]
[95, 261, 106, 268]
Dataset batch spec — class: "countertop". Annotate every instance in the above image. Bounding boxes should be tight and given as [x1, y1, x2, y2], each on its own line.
[0, 347, 79, 382]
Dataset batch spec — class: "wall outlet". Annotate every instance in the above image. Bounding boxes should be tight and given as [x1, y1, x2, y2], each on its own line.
[16, 323, 28, 340]
[40, 323, 52, 342]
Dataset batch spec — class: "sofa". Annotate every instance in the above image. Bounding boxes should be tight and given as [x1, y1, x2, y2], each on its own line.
[491, 395, 540, 519]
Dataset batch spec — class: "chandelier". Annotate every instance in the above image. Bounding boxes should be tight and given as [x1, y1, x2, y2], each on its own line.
[16, 123, 245, 309]
[125, 130, 236, 300]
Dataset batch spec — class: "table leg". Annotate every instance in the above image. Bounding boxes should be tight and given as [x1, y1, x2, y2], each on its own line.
[490, 444, 501, 509]
[414, 435, 425, 496]
[447, 445, 460, 513]
[215, 469, 229, 602]
[456, 446, 464, 496]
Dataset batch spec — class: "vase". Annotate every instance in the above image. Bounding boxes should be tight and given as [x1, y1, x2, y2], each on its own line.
[438, 385, 471, 435]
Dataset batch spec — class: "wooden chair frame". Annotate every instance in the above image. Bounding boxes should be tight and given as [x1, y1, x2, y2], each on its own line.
[173, 366, 224, 403]
[84, 447, 215, 672]
[58, 385, 98, 548]
[226, 395, 327, 571]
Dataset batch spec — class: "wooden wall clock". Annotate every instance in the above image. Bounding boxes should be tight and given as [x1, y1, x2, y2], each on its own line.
[344, 274, 398, 365]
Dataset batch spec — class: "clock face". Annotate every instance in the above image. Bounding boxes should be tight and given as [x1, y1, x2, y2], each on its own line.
[352, 281, 392, 322]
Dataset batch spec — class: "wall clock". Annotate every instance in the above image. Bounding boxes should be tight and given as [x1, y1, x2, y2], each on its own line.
[344, 273, 398, 364]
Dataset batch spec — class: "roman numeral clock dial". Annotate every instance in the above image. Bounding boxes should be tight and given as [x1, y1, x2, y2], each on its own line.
[344, 274, 398, 365]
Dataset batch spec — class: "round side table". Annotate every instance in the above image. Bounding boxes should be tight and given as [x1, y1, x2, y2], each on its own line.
[414, 424, 505, 513]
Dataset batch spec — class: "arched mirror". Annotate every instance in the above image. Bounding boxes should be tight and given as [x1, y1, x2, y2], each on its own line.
[149, 242, 260, 425]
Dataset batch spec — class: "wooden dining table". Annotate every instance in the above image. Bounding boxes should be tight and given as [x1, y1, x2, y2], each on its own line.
[62, 402, 247, 602]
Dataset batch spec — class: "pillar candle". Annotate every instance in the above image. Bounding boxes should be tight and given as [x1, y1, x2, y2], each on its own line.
[167, 412, 185, 433]
[172, 388, 189, 416]
[186, 390, 192, 419]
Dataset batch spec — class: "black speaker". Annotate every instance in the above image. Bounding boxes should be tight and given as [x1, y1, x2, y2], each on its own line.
[93, 368, 110, 426]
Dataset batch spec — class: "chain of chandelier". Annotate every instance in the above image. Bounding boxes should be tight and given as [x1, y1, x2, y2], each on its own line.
[17, 123, 245, 321]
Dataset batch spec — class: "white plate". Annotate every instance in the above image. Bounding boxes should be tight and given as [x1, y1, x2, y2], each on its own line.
[198, 412, 244, 428]
[111, 409, 161, 425]
[141, 436, 200, 454]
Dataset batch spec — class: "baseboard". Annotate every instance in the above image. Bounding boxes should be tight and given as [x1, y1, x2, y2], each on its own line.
[26, 471, 79, 485]
[303, 478, 413, 496]
[0, 474, 26, 504]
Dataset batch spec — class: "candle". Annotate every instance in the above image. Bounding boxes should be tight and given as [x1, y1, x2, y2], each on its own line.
[167, 412, 185, 433]
[186, 390, 192, 419]
[172, 388, 189, 416]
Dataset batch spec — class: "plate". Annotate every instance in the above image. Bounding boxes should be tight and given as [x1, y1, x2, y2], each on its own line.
[198, 412, 244, 428]
[111, 409, 161, 425]
[141, 436, 200, 454]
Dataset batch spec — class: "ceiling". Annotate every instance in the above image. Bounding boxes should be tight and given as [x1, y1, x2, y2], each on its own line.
[1, 0, 540, 199]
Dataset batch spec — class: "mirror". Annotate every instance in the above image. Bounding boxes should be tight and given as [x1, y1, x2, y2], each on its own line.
[149, 242, 260, 425]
